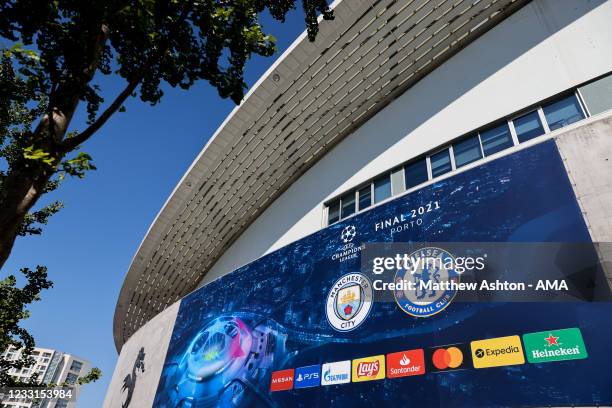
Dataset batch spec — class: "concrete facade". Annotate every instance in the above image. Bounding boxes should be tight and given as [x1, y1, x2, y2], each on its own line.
[103, 302, 180, 408]
[556, 111, 612, 286]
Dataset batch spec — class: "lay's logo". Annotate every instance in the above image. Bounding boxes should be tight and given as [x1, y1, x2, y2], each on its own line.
[352, 355, 385, 382]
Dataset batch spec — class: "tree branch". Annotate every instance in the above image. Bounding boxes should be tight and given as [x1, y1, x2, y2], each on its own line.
[60, 78, 139, 152]
[60, 4, 195, 154]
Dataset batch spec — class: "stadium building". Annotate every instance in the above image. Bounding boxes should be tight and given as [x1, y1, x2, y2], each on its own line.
[104, 0, 612, 406]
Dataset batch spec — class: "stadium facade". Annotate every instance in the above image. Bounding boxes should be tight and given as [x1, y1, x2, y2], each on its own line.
[104, 0, 612, 406]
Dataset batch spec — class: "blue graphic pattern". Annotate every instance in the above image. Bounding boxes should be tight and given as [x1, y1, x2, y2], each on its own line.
[152, 141, 612, 407]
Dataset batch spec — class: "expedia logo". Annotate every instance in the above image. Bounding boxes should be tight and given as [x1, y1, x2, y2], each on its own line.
[477, 345, 520, 357]
[351, 355, 385, 382]
[470, 335, 525, 369]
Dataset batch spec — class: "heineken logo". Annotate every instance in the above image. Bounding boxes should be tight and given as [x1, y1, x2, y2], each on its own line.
[522, 328, 588, 363]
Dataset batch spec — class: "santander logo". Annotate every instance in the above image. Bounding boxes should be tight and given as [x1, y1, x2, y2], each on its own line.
[386, 349, 425, 379]
[357, 361, 380, 378]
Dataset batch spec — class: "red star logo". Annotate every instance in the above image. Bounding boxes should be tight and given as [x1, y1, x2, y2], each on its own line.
[344, 304, 353, 316]
[544, 334, 559, 346]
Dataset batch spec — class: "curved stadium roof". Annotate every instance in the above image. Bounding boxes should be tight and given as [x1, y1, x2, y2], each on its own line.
[114, 0, 530, 351]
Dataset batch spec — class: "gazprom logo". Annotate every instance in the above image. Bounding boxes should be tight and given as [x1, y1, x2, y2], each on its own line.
[321, 360, 351, 386]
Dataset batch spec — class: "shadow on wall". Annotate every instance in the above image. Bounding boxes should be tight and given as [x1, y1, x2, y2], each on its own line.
[201, 0, 608, 285]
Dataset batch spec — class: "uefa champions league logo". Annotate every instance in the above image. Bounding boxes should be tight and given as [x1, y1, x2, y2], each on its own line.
[331, 225, 361, 262]
[340, 225, 356, 243]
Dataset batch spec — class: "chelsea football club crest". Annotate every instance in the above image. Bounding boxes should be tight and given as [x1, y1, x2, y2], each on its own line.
[326, 273, 373, 332]
[394, 247, 459, 317]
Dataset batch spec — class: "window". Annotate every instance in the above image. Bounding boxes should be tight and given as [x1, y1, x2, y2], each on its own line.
[513, 110, 545, 143]
[430, 149, 452, 177]
[543, 94, 585, 130]
[324, 86, 592, 228]
[404, 158, 428, 190]
[69, 360, 83, 373]
[55, 399, 69, 408]
[480, 123, 513, 156]
[65, 373, 78, 385]
[340, 192, 356, 219]
[373, 175, 391, 203]
[579, 73, 612, 116]
[453, 135, 482, 168]
[358, 186, 371, 211]
[327, 200, 339, 224]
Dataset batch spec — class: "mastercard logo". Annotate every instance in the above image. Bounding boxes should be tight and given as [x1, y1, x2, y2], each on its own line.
[431, 346, 464, 370]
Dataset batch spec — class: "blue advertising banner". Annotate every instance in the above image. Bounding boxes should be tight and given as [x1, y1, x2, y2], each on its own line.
[152, 140, 612, 407]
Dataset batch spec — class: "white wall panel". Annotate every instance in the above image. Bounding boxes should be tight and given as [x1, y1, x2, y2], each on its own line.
[201, 0, 612, 285]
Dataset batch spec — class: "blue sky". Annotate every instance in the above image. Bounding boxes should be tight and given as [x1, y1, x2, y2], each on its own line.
[2, 8, 307, 407]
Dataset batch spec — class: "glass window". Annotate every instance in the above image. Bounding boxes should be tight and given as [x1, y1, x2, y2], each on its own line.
[404, 158, 428, 189]
[65, 373, 78, 385]
[430, 149, 452, 177]
[327, 200, 339, 225]
[373, 175, 391, 203]
[543, 94, 585, 131]
[579, 73, 612, 116]
[480, 123, 513, 156]
[69, 360, 83, 373]
[56, 399, 69, 408]
[513, 111, 545, 142]
[453, 135, 482, 168]
[358, 185, 371, 211]
[340, 192, 356, 219]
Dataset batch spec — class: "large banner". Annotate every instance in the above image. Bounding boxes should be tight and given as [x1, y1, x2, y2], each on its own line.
[152, 140, 612, 407]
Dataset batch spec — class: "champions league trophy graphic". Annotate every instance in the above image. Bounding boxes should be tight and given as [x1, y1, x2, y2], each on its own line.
[154, 313, 287, 408]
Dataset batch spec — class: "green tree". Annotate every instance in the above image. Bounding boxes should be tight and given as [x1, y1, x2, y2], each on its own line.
[0, 266, 52, 386]
[0, 0, 332, 389]
[0, 0, 333, 269]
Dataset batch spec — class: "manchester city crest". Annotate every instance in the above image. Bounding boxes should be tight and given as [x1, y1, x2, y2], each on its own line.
[393, 247, 459, 317]
[326, 273, 373, 332]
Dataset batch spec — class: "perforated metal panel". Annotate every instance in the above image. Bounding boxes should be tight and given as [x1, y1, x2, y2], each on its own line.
[114, 0, 531, 351]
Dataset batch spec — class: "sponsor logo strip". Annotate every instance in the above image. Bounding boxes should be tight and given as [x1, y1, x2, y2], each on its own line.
[470, 335, 525, 369]
[386, 349, 425, 378]
[522, 327, 587, 363]
[321, 360, 351, 385]
[273, 328, 588, 390]
[294, 364, 321, 389]
[270, 369, 294, 392]
[352, 355, 385, 382]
